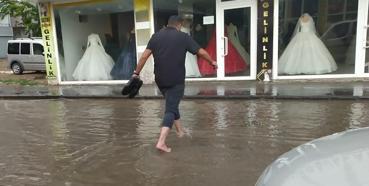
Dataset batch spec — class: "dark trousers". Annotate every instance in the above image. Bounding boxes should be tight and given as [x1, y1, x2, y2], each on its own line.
[159, 84, 185, 129]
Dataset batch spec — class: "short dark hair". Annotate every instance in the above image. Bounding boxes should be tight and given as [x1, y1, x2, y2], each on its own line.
[167, 15, 183, 26]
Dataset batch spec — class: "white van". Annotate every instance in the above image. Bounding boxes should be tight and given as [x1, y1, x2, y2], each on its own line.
[7, 38, 46, 74]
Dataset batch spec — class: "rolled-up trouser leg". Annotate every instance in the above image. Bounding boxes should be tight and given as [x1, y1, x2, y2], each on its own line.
[160, 84, 185, 129]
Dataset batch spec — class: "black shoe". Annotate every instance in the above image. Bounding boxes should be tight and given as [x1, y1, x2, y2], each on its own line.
[122, 77, 140, 95]
[128, 79, 143, 98]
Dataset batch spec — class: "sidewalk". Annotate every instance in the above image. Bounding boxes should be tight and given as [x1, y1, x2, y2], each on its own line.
[0, 59, 48, 85]
[2, 57, 369, 100]
[1, 79, 369, 99]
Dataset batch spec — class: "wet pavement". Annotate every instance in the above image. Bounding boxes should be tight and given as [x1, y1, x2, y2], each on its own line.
[1, 80, 369, 99]
[1, 99, 369, 185]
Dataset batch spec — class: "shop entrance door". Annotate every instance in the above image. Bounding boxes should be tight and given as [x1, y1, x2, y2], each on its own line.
[354, 0, 369, 76]
[216, 0, 257, 80]
[362, 0, 369, 74]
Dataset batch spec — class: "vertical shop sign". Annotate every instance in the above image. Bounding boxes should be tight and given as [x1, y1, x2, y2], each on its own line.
[257, 0, 273, 81]
[39, 2, 57, 79]
[134, 0, 155, 83]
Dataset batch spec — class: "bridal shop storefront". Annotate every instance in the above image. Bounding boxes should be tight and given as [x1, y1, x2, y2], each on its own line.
[37, 0, 369, 85]
[38, 0, 258, 85]
[274, 0, 369, 80]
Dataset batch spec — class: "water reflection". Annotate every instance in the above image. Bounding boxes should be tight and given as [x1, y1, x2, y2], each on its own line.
[0, 99, 369, 185]
[49, 101, 70, 162]
[214, 101, 229, 130]
[348, 102, 366, 129]
[136, 100, 162, 141]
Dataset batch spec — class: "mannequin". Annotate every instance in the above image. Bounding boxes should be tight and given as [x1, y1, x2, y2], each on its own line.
[278, 13, 337, 75]
[198, 29, 248, 76]
[73, 34, 114, 81]
[181, 19, 202, 77]
[110, 28, 137, 80]
[226, 23, 250, 65]
[194, 23, 207, 48]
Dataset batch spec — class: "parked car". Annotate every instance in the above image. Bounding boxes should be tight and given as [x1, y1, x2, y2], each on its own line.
[7, 38, 46, 74]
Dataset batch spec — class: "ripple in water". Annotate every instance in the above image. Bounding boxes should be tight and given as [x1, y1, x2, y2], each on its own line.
[0, 99, 368, 185]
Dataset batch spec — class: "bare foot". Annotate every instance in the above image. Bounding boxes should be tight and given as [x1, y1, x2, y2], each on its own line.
[156, 143, 172, 153]
[178, 127, 192, 138]
[176, 130, 185, 138]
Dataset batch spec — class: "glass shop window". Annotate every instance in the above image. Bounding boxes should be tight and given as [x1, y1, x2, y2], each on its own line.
[278, 0, 358, 76]
[54, 0, 136, 82]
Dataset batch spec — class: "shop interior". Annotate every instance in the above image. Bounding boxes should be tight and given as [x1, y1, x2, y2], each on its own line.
[278, 0, 359, 76]
[153, 0, 251, 79]
[54, 0, 136, 81]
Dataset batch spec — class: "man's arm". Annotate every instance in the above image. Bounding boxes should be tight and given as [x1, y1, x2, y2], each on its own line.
[133, 49, 152, 77]
[197, 48, 217, 68]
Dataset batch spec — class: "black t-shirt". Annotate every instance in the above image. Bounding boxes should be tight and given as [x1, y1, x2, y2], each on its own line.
[147, 27, 201, 88]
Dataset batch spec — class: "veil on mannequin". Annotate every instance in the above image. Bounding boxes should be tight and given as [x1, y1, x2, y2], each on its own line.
[292, 13, 318, 38]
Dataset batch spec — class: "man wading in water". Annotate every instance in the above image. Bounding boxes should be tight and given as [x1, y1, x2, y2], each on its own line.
[132, 15, 217, 152]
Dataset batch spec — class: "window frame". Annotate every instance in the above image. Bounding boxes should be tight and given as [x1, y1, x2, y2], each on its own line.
[33, 43, 44, 56]
[273, 0, 363, 80]
[8, 43, 20, 55]
[20, 43, 31, 55]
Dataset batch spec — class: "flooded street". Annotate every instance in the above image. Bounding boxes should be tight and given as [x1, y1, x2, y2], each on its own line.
[1, 99, 369, 186]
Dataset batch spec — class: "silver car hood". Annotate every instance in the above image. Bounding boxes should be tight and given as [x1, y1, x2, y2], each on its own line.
[256, 127, 369, 186]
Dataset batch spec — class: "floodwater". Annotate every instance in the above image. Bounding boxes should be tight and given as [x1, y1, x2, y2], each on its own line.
[0, 99, 369, 186]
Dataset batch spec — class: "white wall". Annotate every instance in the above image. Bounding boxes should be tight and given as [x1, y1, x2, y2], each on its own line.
[0, 37, 12, 58]
[0, 15, 13, 58]
[60, 11, 112, 80]
[0, 15, 11, 27]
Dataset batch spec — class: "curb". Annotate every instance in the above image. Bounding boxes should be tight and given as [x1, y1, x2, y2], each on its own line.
[0, 71, 13, 74]
[0, 95, 368, 100]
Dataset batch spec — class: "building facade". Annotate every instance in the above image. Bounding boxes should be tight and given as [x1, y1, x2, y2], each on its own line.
[0, 15, 13, 58]
[36, 0, 369, 85]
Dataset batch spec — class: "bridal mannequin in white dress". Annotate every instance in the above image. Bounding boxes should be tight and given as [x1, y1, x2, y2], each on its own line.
[73, 34, 114, 81]
[278, 13, 337, 75]
[227, 23, 250, 65]
[181, 23, 201, 78]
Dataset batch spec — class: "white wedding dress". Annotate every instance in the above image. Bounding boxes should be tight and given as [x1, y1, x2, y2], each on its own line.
[181, 27, 202, 78]
[73, 34, 114, 81]
[278, 14, 337, 75]
[227, 23, 250, 65]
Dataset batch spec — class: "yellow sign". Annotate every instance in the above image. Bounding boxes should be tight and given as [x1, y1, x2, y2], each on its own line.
[39, 2, 58, 79]
[134, 0, 151, 22]
[135, 0, 150, 11]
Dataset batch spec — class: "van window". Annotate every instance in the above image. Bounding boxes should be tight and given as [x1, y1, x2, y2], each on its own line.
[8, 43, 19, 54]
[33, 43, 44, 55]
[21, 43, 31, 55]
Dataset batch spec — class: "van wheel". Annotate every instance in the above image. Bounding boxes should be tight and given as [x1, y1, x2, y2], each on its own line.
[11, 62, 23, 75]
